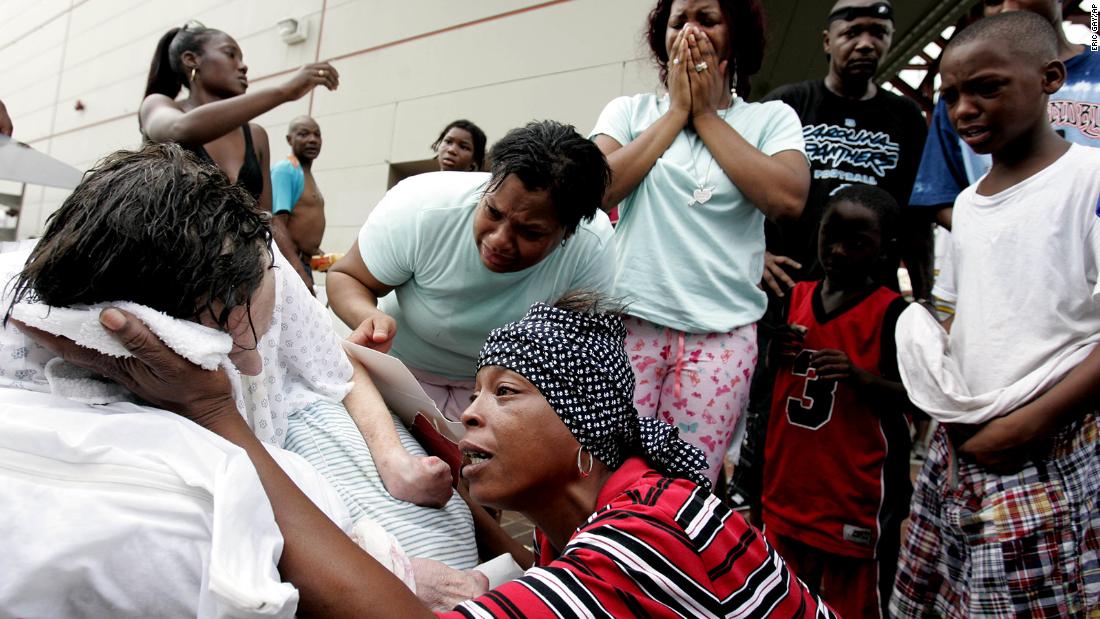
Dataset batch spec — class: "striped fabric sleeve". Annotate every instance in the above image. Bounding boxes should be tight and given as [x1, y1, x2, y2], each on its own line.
[438, 485, 835, 618]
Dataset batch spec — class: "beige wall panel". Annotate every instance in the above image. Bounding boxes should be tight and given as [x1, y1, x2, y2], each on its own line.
[1, 42, 63, 95]
[312, 0, 648, 116]
[3, 75, 60, 121]
[234, 24, 321, 83]
[621, 57, 662, 99]
[300, 104, 396, 172]
[63, 2, 214, 70]
[52, 74, 144, 135]
[317, 0, 547, 62]
[0, 16, 66, 76]
[16, 184, 46, 240]
[63, 0, 307, 70]
[254, 96, 312, 130]
[33, 185, 74, 233]
[49, 116, 141, 171]
[202, 3, 323, 79]
[313, 163, 389, 229]
[34, 200, 64, 234]
[323, 225, 363, 258]
[12, 108, 56, 145]
[67, 0, 146, 38]
[58, 37, 154, 102]
[388, 63, 625, 165]
[199, 0, 322, 41]
[3, 0, 69, 45]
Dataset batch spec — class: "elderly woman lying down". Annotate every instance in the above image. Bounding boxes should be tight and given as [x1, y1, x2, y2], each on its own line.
[29, 287, 841, 613]
[0, 144, 484, 617]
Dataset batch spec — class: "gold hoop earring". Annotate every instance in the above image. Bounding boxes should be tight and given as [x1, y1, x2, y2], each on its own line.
[190, 68, 197, 83]
[577, 447, 594, 478]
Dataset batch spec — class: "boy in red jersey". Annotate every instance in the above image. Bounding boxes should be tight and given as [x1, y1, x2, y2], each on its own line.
[762, 184, 911, 619]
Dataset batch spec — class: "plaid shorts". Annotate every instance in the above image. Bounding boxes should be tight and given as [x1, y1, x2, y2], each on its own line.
[891, 413, 1100, 618]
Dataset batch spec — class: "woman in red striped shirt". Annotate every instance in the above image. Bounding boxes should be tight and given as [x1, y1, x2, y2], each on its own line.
[27, 293, 835, 618]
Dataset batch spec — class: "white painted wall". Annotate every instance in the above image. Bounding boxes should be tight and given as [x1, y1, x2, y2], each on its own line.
[0, 0, 662, 254]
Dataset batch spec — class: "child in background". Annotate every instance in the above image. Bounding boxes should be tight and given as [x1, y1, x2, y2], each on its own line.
[762, 184, 911, 619]
[892, 12, 1100, 617]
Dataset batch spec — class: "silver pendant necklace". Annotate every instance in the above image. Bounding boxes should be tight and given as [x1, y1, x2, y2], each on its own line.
[686, 97, 737, 207]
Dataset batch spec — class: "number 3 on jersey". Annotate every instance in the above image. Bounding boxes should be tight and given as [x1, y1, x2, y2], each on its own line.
[785, 349, 836, 430]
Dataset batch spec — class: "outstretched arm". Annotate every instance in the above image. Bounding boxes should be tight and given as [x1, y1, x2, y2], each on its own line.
[344, 355, 453, 508]
[140, 62, 339, 145]
[327, 244, 399, 351]
[16, 309, 435, 619]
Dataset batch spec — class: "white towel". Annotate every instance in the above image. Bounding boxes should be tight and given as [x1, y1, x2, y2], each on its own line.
[0, 246, 353, 448]
[10, 300, 245, 411]
[895, 304, 1096, 424]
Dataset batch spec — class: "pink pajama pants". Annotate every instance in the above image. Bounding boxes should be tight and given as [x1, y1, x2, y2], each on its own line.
[624, 316, 757, 485]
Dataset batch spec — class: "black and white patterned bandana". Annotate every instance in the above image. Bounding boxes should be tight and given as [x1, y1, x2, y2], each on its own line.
[476, 302, 711, 490]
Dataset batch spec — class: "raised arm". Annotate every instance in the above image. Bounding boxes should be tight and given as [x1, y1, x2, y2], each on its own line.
[140, 62, 339, 146]
[327, 243, 398, 350]
[594, 30, 691, 211]
[686, 28, 808, 223]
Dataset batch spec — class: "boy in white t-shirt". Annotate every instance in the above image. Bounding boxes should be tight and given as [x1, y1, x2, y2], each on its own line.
[892, 12, 1100, 617]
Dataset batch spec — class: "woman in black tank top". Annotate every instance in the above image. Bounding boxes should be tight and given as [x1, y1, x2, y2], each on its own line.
[140, 22, 340, 281]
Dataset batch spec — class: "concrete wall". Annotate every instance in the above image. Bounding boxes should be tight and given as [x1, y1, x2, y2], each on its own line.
[0, 0, 661, 253]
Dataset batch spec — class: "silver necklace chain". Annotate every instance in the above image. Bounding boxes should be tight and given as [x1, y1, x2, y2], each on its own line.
[686, 98, 736, 207]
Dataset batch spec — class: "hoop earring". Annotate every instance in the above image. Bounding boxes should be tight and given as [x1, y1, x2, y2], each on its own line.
[577, 447, 594, 478]
[190, 67, 197, 83]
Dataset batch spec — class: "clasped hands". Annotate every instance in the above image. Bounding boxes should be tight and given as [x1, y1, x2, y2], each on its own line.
[667, 24, 729, 121]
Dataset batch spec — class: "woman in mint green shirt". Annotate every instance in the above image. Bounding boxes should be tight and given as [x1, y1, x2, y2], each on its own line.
[327, 119, 615, 430]
[590, 0, 809, 484]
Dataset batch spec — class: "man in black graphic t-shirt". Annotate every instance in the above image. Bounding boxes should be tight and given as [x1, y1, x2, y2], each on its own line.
[730, 0, 925, 515]
[760, 0, 926, 290]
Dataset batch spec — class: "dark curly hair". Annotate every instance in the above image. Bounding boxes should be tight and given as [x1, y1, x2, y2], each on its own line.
[645, 0, 767, 98]
[486, 120, 610, 236]
[7, 143, 272, 332]
[431, 119, 488, 171]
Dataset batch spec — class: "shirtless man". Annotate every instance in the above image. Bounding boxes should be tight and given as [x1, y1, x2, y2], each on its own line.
[271, 116, 326, 293]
